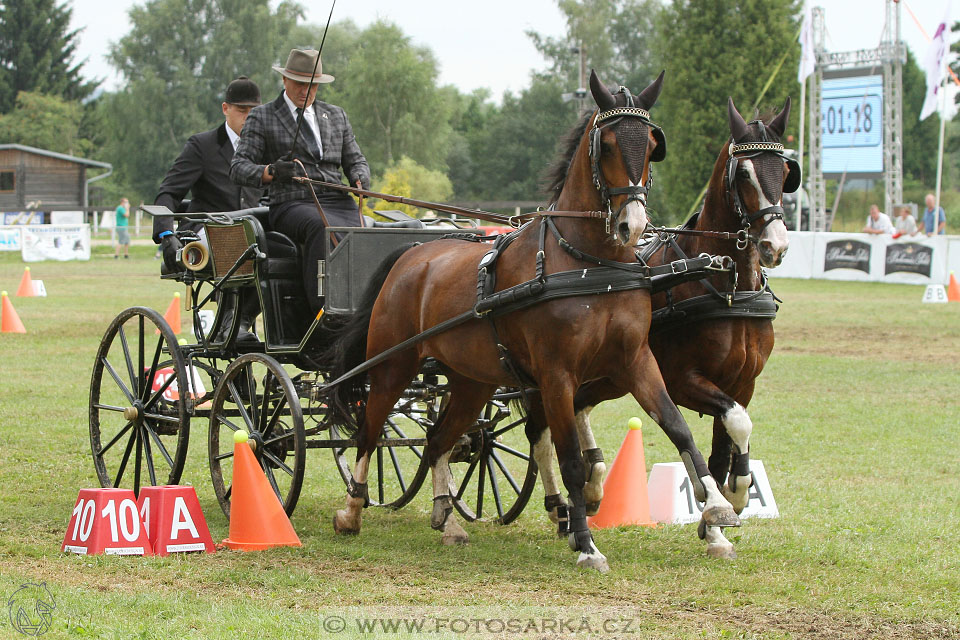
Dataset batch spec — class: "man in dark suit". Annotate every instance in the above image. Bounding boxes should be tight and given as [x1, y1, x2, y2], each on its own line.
[154, 76, 264, 266]
[231, 48, 370, 313]
[154, 76, 264, 342]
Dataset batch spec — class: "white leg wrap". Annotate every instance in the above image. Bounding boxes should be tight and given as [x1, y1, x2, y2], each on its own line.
[722, 402, 752, 453]
[575, 407, 605, 507]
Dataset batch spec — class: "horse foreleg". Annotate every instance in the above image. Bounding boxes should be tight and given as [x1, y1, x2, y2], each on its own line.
[717, 402, 754, 514]
[542, 378, 609, 573]
[524, 392, 566, 528]
[629, 351, 740, 552]
[574, 407, 606, 516]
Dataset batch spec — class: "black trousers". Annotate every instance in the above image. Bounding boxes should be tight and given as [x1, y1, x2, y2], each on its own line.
[269, 193, 364, 313]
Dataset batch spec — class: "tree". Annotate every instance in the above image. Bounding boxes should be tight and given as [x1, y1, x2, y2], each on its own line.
[0, 0, 97, 112]
[527, 0, 664, 101]
[655, 0, 801, 223]
[368, 156, 453, 217]
[0, 91, 88, 155]
[101, 0, 301, 199]
[326, 20, 451, 172]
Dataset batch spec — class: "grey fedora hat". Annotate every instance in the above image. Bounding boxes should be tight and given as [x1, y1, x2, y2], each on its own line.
[272, 48, 334, 83]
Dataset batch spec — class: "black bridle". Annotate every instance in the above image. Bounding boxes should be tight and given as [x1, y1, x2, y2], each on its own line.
[724, 122, 799, 250]
[588, 88, 665, 238]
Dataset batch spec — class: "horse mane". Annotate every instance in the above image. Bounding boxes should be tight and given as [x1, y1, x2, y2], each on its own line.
[542, 110, 594, 205]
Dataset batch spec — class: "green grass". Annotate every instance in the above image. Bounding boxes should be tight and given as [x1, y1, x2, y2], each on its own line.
[1, 250, 958, 639]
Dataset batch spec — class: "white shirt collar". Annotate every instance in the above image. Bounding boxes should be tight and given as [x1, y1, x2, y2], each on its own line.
[281, 90, 323, 155]
[224, 122, 240, 150]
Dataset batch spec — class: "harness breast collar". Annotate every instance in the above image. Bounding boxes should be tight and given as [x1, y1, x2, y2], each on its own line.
[588, 88, 664, 236]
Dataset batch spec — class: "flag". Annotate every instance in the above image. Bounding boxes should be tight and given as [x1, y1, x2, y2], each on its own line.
[798, 7, 815, 83]
[920, 1, 953, 121]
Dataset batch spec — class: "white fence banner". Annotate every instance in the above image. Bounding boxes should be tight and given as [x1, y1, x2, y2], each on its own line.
[0, 226, 21, 252]
[21, 224, 91, 262]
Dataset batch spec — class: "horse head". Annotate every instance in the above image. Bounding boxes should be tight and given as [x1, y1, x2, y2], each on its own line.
[724, 97, 798, 268]
[586, 69, 666, 246]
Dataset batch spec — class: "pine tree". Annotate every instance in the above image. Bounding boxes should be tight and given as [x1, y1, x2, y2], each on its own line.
[0, 0, 97, 112]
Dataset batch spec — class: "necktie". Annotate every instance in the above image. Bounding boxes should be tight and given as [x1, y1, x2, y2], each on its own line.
[295, 107, 322, 158]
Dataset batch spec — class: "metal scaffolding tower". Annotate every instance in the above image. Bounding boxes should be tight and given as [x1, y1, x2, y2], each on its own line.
[807, 0, 904, 230]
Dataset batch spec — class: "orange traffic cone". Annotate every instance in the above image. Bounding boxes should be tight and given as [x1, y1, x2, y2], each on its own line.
[1, 291, 26, 333]
[15, 267, 35, 297]
[222, 430, 301, 551]
[588, 417, 656, 529]
[157, 292, 181, 334]
[948, 272, 960, 302]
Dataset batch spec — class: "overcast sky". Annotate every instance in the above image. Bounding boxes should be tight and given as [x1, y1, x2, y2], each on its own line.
[67, 0, 960, 100]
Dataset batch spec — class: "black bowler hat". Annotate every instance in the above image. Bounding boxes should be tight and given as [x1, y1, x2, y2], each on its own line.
[225, 76, 261, 106]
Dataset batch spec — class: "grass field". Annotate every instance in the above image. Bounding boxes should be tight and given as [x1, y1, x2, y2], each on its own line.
[1, 247, 958, 639]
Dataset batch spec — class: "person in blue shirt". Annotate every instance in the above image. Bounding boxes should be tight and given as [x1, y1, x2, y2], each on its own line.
[923, 193, 946, 236]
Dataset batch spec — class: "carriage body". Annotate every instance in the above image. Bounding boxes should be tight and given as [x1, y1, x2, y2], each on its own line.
[88, 205, 537, 523]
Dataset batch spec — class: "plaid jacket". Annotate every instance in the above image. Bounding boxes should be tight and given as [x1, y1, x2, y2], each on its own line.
[230, 91, 370, 205]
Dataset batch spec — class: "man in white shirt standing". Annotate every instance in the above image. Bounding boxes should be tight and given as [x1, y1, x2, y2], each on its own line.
[862, 204, 894, 235]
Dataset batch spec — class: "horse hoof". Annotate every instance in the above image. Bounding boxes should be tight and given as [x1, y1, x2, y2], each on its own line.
[441, 520, 469, 546]
[706, 543, 737, 560]
[333, 511, 359, 535]
[576, 552, 610, 573]
[585, 501, 601, 517]
[702, 505, 741, 528]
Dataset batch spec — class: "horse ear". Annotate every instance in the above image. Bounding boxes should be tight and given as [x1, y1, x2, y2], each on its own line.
[768, 96, 791, 138]
[590, 70, 616, 111]
[635, 70, 665, 110]
[728, 97, 749, 142]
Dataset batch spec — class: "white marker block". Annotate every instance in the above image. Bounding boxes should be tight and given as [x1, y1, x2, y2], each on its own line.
[197, 310, 215, 336]
[922, 285, 948, 304]
[647, 460, 779, 525]
[32, 280, 46, 297]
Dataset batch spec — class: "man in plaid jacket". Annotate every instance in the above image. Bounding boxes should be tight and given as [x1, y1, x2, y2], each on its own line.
[231, 48, 371, 312]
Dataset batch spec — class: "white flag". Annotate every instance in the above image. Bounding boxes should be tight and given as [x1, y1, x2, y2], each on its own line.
[798, 7, 815, 83]
[920, 2, 953, 121]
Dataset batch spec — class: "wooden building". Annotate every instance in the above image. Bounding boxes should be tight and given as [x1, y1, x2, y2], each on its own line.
[0, 144, 112, 213]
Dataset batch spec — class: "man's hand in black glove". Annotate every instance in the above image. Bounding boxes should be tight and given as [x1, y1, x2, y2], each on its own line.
[161, 234, 183, 271]
[268, 159, 298, 183]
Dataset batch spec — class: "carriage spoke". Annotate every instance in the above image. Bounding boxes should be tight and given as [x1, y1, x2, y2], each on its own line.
[143, 421, 175, 470]
[261, 449, 294, 477]
[98, 421, 134, 456]
[141, 426, 158, 486]
[138, 315, 145, 396]
[93, 403, 128, 413]
[490, 418, 525, 440]
[215, 413, 243, 434]
[262, 394, 288, 441]
[245, 364, 259, 427]
[487, 456, 504, 518]
[117, 326, 138, 396]
[386, 444, 407, 493]
[258, 371, 274, 433]
[262, 430, 294, 448]
[101, 357, 136, 404]
[143, 372, 177, 411]
[140, 335, 166, 403]
[490, 450, 522, 495]
[491, 441, 530, 462]
[475, 454, 486, 518]
[385, 419, 423, 459]
[456, 456, 480, 499]
[112, 427, 137, 487]
[263, 463, 281, 496]
[376, 446, 385, 504]
[213, 449, 235, 462]
[133, 425, 143, 496]
[142, 412, 180, 424]
[227, 381, 254, 430]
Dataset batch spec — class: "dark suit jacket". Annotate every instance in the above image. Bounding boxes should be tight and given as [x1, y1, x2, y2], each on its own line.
[230, 92, 370, 205]
[153, 123, 263, 242]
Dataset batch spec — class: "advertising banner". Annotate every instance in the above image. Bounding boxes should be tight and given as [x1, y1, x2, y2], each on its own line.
[21, 224, 91, 261]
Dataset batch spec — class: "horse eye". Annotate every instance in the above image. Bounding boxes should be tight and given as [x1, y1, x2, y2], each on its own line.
[736, 169, 749, 180]
[600, 142, 614, 155]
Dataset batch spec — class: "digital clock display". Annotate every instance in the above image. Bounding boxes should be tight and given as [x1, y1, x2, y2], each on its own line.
[821, 73, 884, 176]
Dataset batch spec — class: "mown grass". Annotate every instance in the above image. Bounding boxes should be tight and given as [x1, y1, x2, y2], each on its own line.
[0, 248, 958, 639]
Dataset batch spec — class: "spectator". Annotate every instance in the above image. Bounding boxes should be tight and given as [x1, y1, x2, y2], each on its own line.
[114, 197, 130, 259]
[893, 206, 918, 238]
[922, 193, 946, 236]
[862, 204, 894, 235]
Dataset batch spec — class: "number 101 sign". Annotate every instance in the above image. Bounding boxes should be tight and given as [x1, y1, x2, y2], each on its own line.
[62, 488, 153, 556]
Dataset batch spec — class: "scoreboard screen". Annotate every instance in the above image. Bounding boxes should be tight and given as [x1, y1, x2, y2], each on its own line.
[821, 72, 883, 177]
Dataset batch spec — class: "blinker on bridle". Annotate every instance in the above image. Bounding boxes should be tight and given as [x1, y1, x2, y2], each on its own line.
[725, 120, 799, 250]
[589, 87, 665, 238]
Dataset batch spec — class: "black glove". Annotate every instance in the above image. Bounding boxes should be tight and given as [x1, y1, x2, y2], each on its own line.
[161, 234, 183, 271]
[269, 160, 298, 184]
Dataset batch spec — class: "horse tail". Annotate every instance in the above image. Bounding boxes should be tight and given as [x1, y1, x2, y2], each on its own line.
[324, 243, 416, 430]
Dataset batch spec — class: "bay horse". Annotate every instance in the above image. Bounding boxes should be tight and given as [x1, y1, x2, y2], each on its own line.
[326, 71, 740, 572]
[529, 97, 797, 558]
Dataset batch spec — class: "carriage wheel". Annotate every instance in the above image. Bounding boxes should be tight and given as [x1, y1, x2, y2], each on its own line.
[208, 353, 306, 518]
[331, 369, 436, 509]
[449, 390, 538, 524]
[89, 306, 190, 496]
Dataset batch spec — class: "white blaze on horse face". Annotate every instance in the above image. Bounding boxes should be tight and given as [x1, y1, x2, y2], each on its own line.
[617, 182, 648, 245]
[741, 159, 789, 266]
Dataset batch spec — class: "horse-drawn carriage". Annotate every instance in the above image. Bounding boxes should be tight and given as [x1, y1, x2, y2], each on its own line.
[87, 70, 797, 570]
